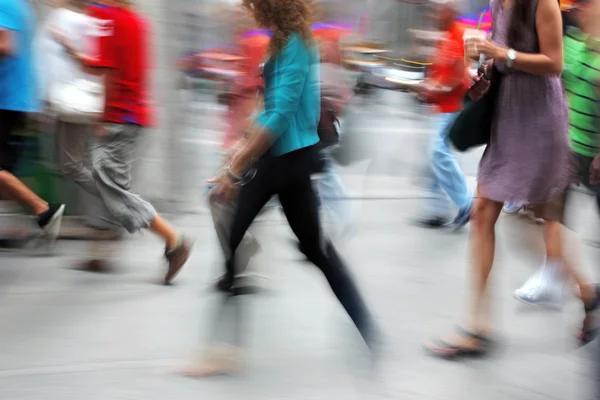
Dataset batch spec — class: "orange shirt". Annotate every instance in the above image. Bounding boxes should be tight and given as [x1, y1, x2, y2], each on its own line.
[428, 23, 468, 113]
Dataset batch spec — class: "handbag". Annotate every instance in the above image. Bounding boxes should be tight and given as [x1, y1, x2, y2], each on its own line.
[317, 96, 340, 148]
[48, 79, 104, 124]
[448, 66, 502, 152]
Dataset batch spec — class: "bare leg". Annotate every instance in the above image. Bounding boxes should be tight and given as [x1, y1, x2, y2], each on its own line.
[150, 215, 180, 249]
[0, 170, 48, 215]
[468, 196, 503, 334]
[425, 194, 502, 354]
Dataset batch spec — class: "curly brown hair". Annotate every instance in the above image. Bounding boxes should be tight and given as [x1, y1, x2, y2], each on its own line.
[242, 0, 315, 55]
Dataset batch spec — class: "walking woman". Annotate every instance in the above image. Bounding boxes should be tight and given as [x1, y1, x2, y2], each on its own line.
[209, 0, 376, 352]
[425, 0, 598, 357]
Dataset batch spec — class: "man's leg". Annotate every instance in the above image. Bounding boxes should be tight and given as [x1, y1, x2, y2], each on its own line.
[431, 111, 473, 228]
[420, 114, 452, 227]
[0, 110, 64, 239]
[55, 120, 121, 233]
[91, 123, 191, 283]
[56, 121, 101, 197]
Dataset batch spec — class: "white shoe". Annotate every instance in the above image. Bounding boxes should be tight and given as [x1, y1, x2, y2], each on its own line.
[503, 202, 523, 214]
[514, 269, 564, 309]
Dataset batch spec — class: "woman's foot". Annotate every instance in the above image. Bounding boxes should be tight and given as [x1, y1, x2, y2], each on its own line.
[180, 345, 241, 377]
[578, 284, 600, 346]
[424, 327, 492, 359]
[513, 266, 565, 309]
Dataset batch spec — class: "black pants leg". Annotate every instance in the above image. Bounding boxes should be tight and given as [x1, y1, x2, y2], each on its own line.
[0, 110, 25, 173]
[226, 161, 275, 281]
[277, 172, 374, 347]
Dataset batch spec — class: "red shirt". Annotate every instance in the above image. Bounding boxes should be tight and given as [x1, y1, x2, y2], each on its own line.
[427, 23, 468, 113]
[237, 34, 269, 91]
[85, 5, 153, 126]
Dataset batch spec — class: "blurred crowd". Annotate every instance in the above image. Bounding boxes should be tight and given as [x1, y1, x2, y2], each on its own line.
[1, 0, 599, 397]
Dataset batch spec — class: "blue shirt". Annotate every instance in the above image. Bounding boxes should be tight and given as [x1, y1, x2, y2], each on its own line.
[0, 0, 38, 112]
[258, 33, 320, 156]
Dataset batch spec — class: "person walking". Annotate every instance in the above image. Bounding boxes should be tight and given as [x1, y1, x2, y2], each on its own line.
[413, 0, 473, 230]
[54, 0, 192, 283]
[36, 0, 122, 249]
[207, 0, 378, 364]
[512, 0, 600, 329]
[425, 0, 598, 357]
[0, 0, 65, 244]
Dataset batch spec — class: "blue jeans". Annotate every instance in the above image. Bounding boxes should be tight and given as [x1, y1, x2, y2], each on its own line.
[427, 112, 473, 216]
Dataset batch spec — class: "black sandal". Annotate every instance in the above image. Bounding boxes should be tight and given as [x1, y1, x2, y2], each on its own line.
[424, 327, 492, 359]
[577, 284, 600, 346]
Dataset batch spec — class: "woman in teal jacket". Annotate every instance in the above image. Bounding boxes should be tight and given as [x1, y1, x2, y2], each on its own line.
[209, 0, 376, 351]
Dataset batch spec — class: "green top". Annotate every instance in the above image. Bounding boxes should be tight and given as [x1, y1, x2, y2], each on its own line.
[563, 27, 600, 157]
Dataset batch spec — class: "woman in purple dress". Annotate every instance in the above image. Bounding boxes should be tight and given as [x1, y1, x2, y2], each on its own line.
[424, 0, 598, 357]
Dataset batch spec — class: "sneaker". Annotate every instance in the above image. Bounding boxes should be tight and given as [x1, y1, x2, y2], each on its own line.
[164, 237, 193, 285]
[503, 202, 523, 214]
[452, 204, 471, 231]
[514, 269, 564, 309]
[36, 203, 65, 241]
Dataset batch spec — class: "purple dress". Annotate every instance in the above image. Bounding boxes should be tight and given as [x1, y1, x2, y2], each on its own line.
[478, 0, 572, 212]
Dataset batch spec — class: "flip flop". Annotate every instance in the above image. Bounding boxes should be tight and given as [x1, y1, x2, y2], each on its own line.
[578, 284, 600, 346]
[424, 327, 492, 359]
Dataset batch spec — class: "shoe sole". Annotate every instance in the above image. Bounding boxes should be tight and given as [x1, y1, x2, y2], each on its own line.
[513, 292, 563, 310]
[43, 204, 65, 240]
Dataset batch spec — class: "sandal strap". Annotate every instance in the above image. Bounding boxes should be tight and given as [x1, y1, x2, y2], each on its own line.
[455, 325, 490, 343]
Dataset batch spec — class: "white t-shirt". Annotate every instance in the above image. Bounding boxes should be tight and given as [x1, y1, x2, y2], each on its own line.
[35, 8, 99, 102]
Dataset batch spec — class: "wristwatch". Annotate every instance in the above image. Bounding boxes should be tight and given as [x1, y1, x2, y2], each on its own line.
[506, 48, 517, 68]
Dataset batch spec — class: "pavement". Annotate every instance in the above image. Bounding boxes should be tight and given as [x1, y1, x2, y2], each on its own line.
[1, 90, 599, 399]
[1, 181, 599, 400]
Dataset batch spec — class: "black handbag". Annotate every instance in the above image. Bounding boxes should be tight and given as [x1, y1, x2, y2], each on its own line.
[449, 67, 502, 152]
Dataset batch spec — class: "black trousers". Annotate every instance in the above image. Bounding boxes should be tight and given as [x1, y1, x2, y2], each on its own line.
[0, 110, 26, 172]
[227, 146, 374, 347]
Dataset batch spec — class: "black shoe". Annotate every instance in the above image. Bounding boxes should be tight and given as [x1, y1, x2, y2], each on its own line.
[214, 269, 234, 292]
[36, 204, 65, 240]
[416, 216, 448, 228]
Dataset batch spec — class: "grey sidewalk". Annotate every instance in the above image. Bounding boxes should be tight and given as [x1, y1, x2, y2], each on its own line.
[0, 183, 598, 400]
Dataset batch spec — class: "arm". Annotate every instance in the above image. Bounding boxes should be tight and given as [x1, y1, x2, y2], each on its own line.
[0, 3, 17, 57]
[53, 29, 106, 76]
[492, 0, 564, 75]
[258, 39, 310, 139]
[426, 57, 465, 94]
[0, 28, 13, 56]
[230, 38, 310, 177]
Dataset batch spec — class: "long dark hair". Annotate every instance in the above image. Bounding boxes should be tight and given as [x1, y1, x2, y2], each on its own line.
[507, 0, 560, 50]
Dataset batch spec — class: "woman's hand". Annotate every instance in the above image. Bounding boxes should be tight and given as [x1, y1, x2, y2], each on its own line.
[466, 38, 506, 62]
[590, 154, 600, 185]
[468, 74, 491, 101]
[207, 170, 239, 203]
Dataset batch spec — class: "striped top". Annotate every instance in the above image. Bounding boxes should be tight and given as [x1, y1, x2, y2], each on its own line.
[563, 27, 600, 157]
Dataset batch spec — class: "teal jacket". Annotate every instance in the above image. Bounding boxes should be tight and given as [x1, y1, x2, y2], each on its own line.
[257, 33, 321, 156]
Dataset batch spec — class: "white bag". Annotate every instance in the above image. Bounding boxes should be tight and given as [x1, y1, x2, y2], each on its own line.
[49, 79, 104, 124]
